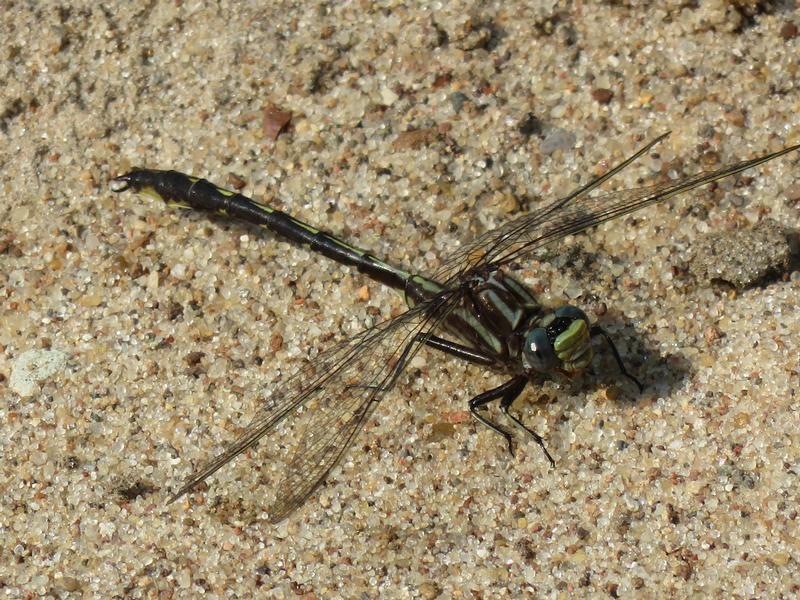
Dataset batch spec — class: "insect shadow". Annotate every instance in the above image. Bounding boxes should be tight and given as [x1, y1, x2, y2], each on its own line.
[589, 308, 692, 404]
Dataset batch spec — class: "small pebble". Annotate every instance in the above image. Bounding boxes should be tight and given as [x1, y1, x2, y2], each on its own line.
[591, 88, 614, 104]
[10, 349, 67, 397]
[540, 128, 576, 155]
[779, 21, 798, 40]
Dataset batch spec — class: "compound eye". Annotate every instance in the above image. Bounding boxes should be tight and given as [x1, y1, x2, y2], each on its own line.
[523, 328, 558, 372]
[554, 305, 588, 323]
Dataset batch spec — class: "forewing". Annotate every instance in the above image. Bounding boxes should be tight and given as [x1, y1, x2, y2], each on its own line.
[433, 144, 800, 283]
[171, 291, 461, 522]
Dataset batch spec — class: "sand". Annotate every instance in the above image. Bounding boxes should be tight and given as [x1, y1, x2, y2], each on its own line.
[1, 1, 799, 597]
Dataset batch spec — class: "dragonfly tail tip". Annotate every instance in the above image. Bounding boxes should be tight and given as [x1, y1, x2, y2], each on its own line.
[109, 175, 133, 193]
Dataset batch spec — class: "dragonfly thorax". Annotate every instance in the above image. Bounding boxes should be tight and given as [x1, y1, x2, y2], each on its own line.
[431, 271, 594, 377]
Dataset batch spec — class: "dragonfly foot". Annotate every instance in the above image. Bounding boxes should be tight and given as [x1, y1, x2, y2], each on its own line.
[505, 433, 515, 458]
[623, 372, 644, 393]
[590, 326, 643, 394]
[502, 407, 556, 468]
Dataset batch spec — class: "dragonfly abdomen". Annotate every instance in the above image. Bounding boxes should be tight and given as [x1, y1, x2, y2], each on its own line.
[110, 169, 413, 290]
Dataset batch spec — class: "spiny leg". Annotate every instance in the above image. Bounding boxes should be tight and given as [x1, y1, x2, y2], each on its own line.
[498, 380, 555, 467]
[352, 333, 497, 394]
[469, 376, 529, 457]
[590, 326, 643, 392]
[420, 334, 497, 366]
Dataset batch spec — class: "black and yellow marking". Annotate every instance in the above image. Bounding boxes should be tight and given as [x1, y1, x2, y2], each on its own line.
[110, 169, 412, 291]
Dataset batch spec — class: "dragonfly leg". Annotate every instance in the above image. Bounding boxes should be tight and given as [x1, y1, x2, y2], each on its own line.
[469, 376, 529, 458]
[421, 334, 497, 366]
[499, 382, 556, 468]
[352, 334, 497, 395]
[590, 326, 643, 392]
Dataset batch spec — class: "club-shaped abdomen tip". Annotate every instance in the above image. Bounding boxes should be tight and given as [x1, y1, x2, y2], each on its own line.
[109, 174, 132, 193]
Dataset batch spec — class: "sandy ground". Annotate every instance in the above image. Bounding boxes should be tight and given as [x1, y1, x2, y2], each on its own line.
[2, 0, 800, 597]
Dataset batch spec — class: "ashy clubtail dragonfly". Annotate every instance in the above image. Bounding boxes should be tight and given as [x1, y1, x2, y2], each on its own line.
[111, 132, 799, 522]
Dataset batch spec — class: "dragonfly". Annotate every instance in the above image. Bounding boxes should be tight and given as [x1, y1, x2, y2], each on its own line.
[110, 132, 799, 522]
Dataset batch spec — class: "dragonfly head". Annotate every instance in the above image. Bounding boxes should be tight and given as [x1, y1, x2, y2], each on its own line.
[521, 306, 593, 375]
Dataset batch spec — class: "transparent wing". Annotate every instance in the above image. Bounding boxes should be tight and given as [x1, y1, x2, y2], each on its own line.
[170, 290, 462, 522]
[433, 138, 800, 285]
